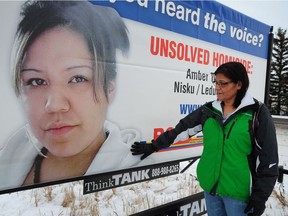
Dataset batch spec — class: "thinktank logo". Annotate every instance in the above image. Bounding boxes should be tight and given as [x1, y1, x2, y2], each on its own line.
[83, 161, 180, 194]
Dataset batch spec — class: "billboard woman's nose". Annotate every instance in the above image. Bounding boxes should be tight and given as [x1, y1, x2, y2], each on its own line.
[45, 89, 70, 113]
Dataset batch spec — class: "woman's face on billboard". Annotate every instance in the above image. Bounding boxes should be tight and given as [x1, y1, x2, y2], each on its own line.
[20, 27, 113, 157]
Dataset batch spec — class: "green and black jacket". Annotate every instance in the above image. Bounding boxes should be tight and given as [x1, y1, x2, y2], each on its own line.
[154, 93, 278, 202]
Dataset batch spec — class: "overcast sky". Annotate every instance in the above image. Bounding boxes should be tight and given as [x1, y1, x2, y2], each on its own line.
[217, 0, 288, 32]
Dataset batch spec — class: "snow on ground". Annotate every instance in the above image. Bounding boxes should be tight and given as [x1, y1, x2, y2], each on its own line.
[0, 123, 287, 216]
[264, 124, 288, 216]
[0, 169, 202, 216]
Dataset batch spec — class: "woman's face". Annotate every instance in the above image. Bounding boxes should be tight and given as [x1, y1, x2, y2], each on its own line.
[20, 27, 114, 157]
[215, 73, 242, 104]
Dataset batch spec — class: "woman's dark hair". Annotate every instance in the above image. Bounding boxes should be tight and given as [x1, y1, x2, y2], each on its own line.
[214, 61, 249, 108]
[12, 0, 129, 99]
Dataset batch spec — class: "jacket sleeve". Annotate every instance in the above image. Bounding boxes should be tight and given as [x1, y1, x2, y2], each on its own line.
[152, 105, 204, 150]
[252, 103, 279, 202]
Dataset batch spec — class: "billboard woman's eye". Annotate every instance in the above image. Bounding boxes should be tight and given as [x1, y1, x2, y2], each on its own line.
[26, 78, 47, 86]
[69, 75, 89, 83]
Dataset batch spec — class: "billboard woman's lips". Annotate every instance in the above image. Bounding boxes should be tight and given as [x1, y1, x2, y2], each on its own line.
[46, 124, 76, 136]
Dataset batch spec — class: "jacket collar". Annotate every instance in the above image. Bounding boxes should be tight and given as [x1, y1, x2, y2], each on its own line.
[212, 92, 257, 115]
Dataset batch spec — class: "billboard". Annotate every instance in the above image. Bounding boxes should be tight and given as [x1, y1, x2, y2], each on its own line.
[0, 0, 271, 214]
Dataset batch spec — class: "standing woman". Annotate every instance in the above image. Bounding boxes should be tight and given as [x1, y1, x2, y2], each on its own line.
[132, 62, 279, 216]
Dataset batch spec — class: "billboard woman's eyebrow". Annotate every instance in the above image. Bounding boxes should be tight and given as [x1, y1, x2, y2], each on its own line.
[20, 66, 93, 73]
[66, 65, 93, 71]
[20, 68, 42, 73]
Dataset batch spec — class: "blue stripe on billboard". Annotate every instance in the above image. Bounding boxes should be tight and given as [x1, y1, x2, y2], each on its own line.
[91, 0, 271, 59]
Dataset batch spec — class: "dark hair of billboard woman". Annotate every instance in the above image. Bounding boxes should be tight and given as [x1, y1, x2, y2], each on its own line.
[13, 0, 129, 98]
[131, 61, 279, 216]
[0, 0, 135, 189]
